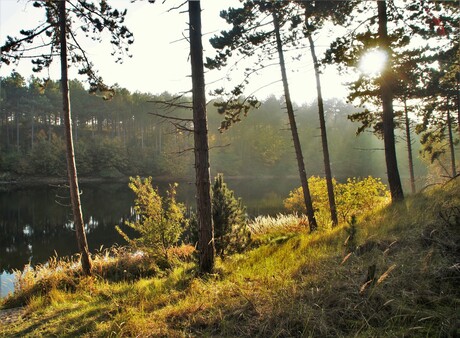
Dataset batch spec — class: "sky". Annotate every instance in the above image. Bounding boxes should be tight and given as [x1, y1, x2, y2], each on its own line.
[0, 0, 350, 105]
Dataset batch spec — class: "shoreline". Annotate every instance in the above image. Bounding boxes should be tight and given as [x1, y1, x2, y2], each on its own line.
[0, 174, 298, 187]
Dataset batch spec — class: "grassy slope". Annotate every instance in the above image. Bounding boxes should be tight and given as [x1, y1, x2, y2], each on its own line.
[1, 180, 459, 337]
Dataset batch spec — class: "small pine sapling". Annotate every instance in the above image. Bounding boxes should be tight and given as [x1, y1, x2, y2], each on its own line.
[212, 174, 250, 258]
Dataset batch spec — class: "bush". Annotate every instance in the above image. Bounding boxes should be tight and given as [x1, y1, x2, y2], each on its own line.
[116, 176, 187, 261]
[212, 173, 250, 258]
[183, 174, 251, 259]
[284, 176, 390, 225]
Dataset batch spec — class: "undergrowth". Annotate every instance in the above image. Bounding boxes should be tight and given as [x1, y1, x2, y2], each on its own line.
[1, 179, 459, 337]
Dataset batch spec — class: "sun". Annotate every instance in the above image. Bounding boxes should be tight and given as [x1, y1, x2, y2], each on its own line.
[359, 49, 388, 76]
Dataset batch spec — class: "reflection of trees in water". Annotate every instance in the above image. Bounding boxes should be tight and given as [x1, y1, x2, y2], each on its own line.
[0, 184, 135, 272]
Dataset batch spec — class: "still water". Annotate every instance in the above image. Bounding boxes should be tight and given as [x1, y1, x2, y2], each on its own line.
[0, 177, 298, 297]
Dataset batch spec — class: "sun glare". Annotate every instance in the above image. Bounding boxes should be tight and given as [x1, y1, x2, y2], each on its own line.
[359, 49, 388, 76]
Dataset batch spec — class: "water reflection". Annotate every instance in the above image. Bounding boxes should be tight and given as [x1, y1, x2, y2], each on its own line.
[0, 183, 132, 272]
[0, 271, 15, 298]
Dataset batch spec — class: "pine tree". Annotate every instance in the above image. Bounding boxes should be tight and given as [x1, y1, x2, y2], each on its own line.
[189, 0, 215, 273]
[212, 174, 249, 259]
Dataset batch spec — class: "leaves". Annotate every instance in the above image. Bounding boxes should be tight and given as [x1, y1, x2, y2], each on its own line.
[117, 176, 186, 260]
[284, 176, 390, 225]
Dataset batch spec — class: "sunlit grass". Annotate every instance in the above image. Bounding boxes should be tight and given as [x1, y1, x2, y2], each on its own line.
[248, 213, 307, 235]
[1, 179, 459, 337]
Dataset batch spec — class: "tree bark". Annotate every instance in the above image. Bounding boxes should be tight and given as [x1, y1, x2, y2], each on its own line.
[456, 72, 460, 138]
[273, 9, 317, 232]
[189, 0, 215, 273]
[446, 102, 457, 177]
[377, 1, 404, 202]
[306, 22, 338, 226]
[58, 0, 91, 276]
[31, 109, 35, 150]
[403, 97, 416, 194]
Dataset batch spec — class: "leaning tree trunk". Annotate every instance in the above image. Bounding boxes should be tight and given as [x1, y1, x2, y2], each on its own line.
[273, 9, 317, 232]
[403, 96, 416, 194]
[59, 0, 91, 276]
[377, 1, 404, 202]
[306, 19, 338, 226]
[189, 0, 215, 273]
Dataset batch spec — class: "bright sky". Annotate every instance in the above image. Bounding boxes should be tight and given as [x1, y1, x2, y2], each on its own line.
[0, 0, 349, 104]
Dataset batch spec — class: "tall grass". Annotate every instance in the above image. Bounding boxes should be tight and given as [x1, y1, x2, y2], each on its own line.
[248, 213, 307, 235]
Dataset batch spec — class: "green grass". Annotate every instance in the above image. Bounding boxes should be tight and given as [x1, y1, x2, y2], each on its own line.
[1, 179, 459, 337]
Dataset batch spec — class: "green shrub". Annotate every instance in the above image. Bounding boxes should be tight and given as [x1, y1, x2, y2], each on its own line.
[284, 176, 390, 225]
[116, 176, 187, 261]
[212, 173, 250, 258]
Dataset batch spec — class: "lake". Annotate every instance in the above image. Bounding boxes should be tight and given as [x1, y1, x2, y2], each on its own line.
[0, 177, 298, 297]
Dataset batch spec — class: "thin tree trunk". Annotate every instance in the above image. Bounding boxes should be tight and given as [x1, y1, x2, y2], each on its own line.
[141, 125, 144, 149]
[377, 0, 404, 202]
[306, 21, 338, 226]
[403, 97, 416, 194]
[74, 113, 78, 143]
[189, 0, 215, 273]
[16, 111, 19, 152]
[48, 114, 52, 142]
[6, 112, 10, 149]
[456, 72, 460, 138]
[58, 0, 91, 276]
[97, 116, 103, 133]
[31, 109, 35, 150]
[446, 101, 457, 177]
[159, 126, 162, 153]
[273, 9, 317, 232]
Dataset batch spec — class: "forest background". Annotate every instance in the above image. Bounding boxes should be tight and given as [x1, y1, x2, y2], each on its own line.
[0, 74, 429, 190]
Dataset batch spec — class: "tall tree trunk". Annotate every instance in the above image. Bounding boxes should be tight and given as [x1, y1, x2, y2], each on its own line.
[16, 111, 20, 152]
[141, 125, 144, 149]
[456, 72, 460, 138]
[189, 0, 215, 273]
[377, 1, 404, 202]
[31, 109, 35, 150]
[273, 9, 317, 232]
[306, 18, 338, 226]
[74, 113, 78, 143]
[6, 112, 10, 149]
[97, 116, 103, 133]
[446, 101, 457, 177]
[58, 0, 91, 276]
[403, 97, 416, 193]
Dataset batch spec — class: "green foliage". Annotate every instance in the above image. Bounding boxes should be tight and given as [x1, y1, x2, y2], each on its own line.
[88, 137, 127, 176]
[284, 176, 390, 225]
[116, 176, 186, 260]
[29, 130, 66, 176]
[212, 173, 250, 258]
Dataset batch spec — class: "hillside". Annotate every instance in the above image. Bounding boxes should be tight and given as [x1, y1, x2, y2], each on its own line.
[1, 179, 459, 337]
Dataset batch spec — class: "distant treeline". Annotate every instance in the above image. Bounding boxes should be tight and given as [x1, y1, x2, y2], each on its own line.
[0, 72, 427, 186]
